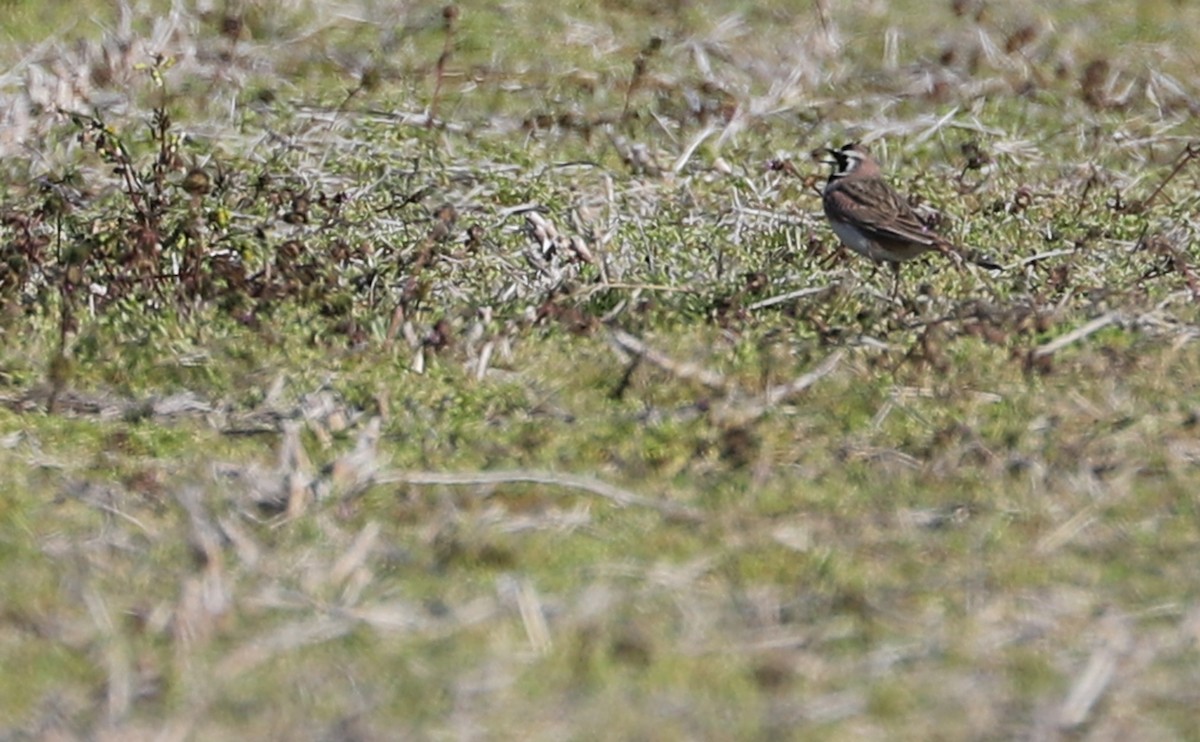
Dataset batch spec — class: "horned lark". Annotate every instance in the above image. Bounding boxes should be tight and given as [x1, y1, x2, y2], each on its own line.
[821, 143, 1000, 293]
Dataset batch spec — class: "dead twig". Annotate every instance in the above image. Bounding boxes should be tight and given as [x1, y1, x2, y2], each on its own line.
[607, 329, 844, 425]
[716, 350, 845, 425]
[763, 350, 846, 408]
[622, 36, 663, 119]
[747, 284, 838, 311]
[1008, 248, 1077, 270]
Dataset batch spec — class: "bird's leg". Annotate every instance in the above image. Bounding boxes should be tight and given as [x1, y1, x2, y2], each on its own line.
[889, 261, 902, 304]
[819, 245, 844, 271]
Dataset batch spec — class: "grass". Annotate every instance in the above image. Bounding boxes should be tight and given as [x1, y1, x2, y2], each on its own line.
[3, 0, 1200, 738]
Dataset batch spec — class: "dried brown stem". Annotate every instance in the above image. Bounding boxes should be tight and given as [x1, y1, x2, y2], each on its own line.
[428, 5, 459, 128]
[622, 36, 663, 119]
[1139, 141, 1200, 211]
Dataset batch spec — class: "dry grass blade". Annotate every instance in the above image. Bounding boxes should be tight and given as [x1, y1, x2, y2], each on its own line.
[327, 417, 384, 496]
[1035, 504, 1097, 555]
[1032, 312, 1120, 359]
[343, 600, 443, 632]
[215, 617, 356, 681]
[672, 125, 717, 174]
[376, 468, 702, 522]
[498, 575, 552, 655]
[328, 521, 381, 589]
[762, 350, 846, 407]
[1009, 249, 1077, 269]
[608, 329, 727, 392]
[747, 284, 838, 311]
[1058, 612, 1134, 729]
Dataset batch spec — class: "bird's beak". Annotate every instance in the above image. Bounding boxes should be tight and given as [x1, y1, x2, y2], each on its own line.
[819, 148, 839, 166]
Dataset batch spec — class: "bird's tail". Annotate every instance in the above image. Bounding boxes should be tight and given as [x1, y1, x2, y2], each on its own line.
[962, 250, 1002, 270]
[935, 240, 1003, 271]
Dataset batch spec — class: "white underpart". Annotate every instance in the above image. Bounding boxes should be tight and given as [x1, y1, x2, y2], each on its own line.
[830, 221, 919, 263]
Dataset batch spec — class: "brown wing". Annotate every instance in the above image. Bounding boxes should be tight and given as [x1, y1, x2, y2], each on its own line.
[825, 179, 939, 247]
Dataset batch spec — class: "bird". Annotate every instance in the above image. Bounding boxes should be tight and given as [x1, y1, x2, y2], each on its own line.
[821, 143, 1000, 296]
